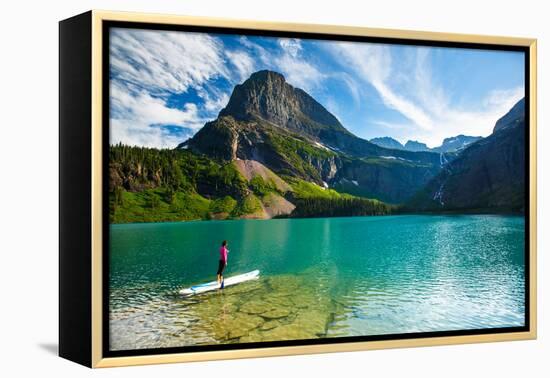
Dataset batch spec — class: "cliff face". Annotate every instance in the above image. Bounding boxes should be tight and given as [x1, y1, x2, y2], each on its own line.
[494, 98, 525, 133]
[407, 98, 526, 212]
[332, 157, 440, 204]
[220, 70, 347, 138]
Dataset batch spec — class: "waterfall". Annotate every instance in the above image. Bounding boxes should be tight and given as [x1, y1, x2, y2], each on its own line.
[433, 152, 451, 206]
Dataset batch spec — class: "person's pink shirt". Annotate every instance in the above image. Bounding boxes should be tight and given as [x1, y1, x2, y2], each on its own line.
[219, 246, 228, 263]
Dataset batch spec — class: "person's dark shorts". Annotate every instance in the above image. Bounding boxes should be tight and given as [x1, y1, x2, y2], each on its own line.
[217, 260, 226, 275]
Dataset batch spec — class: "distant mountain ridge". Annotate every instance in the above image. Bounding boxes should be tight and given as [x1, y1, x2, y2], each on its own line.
[369, 135, 482, 153]
[435, 135, 483, 153]
[405, 140, 430, 152]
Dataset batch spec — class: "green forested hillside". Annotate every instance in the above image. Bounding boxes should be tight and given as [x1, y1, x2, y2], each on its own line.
[109, 145, 392, 223]
[109, 144, 246, 222]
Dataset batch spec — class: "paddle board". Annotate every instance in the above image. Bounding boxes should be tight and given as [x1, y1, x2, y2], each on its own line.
[179, 270, 260, 296]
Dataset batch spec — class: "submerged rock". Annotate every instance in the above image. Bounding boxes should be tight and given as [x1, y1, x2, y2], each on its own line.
[263, 294, 294, 307]
[261, 308, 291, 319]
[261, 323, 317, 341]
[224, 280, 264, 295]
[239, 329, 265, 343]
[213, 313, 264, 340]
[239, 300, 273, 315]
[267, 275, 302, 292]
[292, 310, 328, 336]
[260, 320, 280, 331]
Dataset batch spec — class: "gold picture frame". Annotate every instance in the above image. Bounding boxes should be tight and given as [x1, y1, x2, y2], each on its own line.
[59, 9, 537, 368]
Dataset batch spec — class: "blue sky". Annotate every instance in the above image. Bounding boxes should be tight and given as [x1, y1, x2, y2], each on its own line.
[110, 27, 524, 148]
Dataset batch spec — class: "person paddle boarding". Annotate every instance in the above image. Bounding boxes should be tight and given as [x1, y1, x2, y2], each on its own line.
[217, 240, 229, 288]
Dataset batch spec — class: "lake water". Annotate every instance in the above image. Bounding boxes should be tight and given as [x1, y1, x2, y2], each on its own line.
[109, 215, 525, 351]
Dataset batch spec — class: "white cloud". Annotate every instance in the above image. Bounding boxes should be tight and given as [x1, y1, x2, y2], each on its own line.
[331, 42, 434, 132]
[338, 72, 361, 107]
[370, 86, 523, 147]
[110, 119, 189, 149]
[273, 38, 325, 92]
[111, 84, 204, 128]
[109, 81, 206, 148]
[110, 28, 228, 94]
[328, 41, 524, 147]
[109, 28, 238, 148]
[239, 36, 271, 66]
[278, 38, 302, 57]
[202, 91, 230, 113]
[275, 54, 325, 93]
[483, 87, 524, 108]
[228, 36, 327, 93]
[372, 80, 435, 132]
[225, 50, 256, 82]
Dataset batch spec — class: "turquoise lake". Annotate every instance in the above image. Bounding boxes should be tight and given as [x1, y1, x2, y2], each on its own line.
[109, 215, 525, 351]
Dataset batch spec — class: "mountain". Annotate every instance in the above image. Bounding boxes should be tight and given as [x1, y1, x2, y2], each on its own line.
[404, 140, 430, 152]
[182, 70, 442, 204]
[369, 137, 404, 150]
[432, 135, 483, 153]
[219, 70, 347, 141]
[370, 134, 481, 153]
[407, 98, 525, 212]
[185, 71, 440, 164]
[494, 98, 525, 133]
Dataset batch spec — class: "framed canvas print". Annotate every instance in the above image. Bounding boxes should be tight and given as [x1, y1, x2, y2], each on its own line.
[59, 10, 537, 368]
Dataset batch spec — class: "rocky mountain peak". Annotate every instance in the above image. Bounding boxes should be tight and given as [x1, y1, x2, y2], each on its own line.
[248, 69, 286, 84]
[219, 70, 346, 137]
